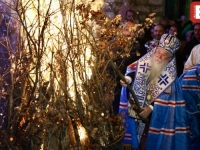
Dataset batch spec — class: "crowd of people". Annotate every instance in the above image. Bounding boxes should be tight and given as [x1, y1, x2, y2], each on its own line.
[110, 0, 200, 150]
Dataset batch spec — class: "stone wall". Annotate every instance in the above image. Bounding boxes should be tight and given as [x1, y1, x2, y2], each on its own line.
[105, 0, 165, 24]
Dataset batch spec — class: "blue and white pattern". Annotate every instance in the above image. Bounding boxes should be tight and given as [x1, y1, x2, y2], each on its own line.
[179, 64, 200, 150]
[145, 79, 190, 150]
[132, 47, 176, 106]
[119, 34, 189, 149]
[158, 34, 181, 56]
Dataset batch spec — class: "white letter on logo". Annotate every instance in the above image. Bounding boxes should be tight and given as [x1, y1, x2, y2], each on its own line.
[195, 5, 200, 19]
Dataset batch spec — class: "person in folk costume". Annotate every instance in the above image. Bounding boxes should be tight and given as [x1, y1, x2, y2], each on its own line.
[179, 64, 200, 150]
[119, 34, 190, 150]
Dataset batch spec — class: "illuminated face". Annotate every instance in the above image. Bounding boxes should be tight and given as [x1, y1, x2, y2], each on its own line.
[169, 26, 177, 36]
[149, 48, 172, 81]
[122, 21, 135, 37]
[153, 25, 165, 40]
[154, 48, 172, 63]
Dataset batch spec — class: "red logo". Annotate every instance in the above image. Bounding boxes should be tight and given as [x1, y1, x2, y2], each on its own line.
[190, 2, 200, 23]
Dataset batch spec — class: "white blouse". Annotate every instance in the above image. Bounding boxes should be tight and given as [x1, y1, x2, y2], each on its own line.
[184, 44, 200, 72]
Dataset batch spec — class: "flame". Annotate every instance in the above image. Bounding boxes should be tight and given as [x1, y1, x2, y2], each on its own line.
[78, 125, 88, 143]
[8, 0, 103, 146]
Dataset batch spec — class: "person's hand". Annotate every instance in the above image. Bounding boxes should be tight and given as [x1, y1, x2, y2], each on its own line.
[120, 76, 132, 87]
[139, 106, 152, 118]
